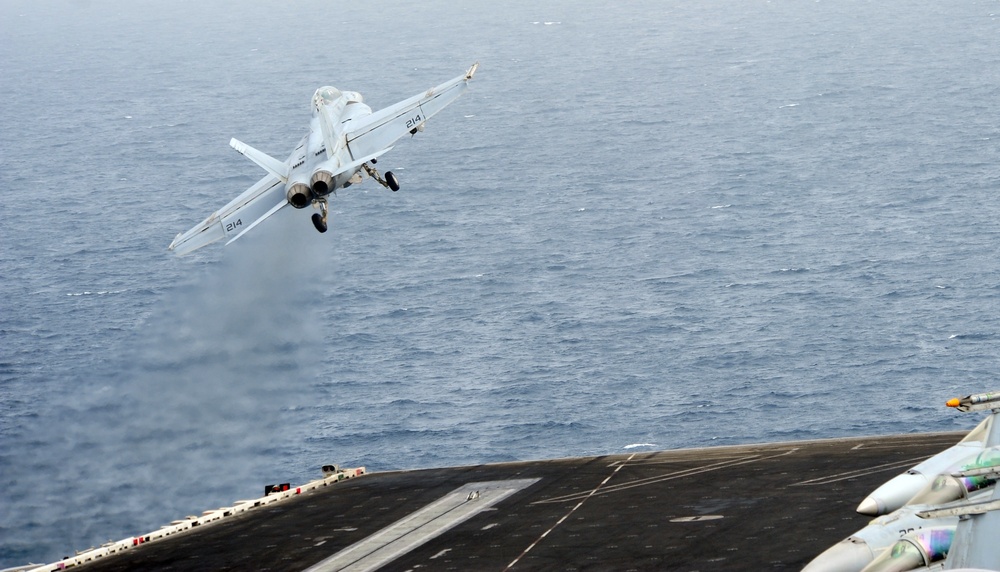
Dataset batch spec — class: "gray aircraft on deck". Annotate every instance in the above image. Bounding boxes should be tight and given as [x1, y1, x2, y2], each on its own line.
[806, 390, 1000, 572]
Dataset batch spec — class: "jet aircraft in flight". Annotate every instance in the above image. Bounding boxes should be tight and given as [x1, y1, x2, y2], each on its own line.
[169, 63, 478, 255]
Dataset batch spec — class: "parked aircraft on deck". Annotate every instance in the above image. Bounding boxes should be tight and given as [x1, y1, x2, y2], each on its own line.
[805, 391, 1000, 572]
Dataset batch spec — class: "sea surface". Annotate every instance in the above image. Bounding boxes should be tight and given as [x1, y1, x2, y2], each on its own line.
[3, 0, 1000, 566]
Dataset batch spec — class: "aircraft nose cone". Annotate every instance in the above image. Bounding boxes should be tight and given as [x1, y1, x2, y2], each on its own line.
[855, 496, 881, 516]
[801, 537, 874, 572]
[856, 472, 928, 516]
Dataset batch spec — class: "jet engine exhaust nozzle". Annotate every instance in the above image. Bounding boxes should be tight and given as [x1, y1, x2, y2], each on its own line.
[286, 183, 314, 209]
[311, 171, 333, 196]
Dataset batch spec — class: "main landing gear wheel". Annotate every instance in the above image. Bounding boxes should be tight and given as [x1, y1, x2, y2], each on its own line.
[311, 213, 328, 233]
[362, 162, 399, 192]
[385, 171, 400, 192]
[311, 198, 329, 233]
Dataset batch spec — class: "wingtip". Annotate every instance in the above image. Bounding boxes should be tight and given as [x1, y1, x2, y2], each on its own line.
[466, 62, 479, 80]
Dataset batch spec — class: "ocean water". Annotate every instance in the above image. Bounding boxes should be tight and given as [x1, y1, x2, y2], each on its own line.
[3, 0, 1000, 566]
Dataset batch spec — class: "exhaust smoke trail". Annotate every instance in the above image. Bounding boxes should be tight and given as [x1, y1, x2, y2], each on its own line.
[5, 209, 333, 562]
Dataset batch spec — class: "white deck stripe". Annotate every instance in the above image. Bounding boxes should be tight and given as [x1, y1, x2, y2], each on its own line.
[304, 479, 538, 572]
[505, 453, 636, 570]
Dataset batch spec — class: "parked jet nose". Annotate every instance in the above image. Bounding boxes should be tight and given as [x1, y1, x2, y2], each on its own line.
[802, 537, 875, 572]
[856, 472, 928, 516]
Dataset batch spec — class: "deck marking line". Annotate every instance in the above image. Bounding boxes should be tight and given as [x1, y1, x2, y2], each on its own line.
[505, 453, 636, 570]
[533, 449, 798, 505]
[304, 479, 538, 572]
[429, 548, 451, 559]
[793, 456, 930, 486]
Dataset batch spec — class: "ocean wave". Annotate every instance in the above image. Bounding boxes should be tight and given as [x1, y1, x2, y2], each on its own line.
[65, 290, 128, 297]
[623, 443, 656, 450]
[948, 332, 996, 340]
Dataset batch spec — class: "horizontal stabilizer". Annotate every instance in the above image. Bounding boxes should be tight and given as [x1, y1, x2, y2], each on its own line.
[230, 138, 289, 182]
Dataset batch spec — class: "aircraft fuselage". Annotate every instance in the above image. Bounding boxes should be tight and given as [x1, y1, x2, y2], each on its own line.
[283, 89, 374, 208]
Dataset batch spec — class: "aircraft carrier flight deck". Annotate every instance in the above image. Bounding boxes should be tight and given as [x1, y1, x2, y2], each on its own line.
[26, 432, 964, 571]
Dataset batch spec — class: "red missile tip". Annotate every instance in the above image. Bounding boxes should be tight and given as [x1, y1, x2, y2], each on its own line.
[946, 398, 961, 408]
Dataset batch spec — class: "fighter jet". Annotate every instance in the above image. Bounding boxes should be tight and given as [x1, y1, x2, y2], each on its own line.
[169, 63, 479, 256]
[802, 498, 963, 572]
[807, 391, 1000, 572]
[856, 416, 991, 516]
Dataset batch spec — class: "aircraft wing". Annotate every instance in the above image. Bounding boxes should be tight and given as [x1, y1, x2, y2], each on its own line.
[168, 173, 285, 256]
[345, 62, 478, 160]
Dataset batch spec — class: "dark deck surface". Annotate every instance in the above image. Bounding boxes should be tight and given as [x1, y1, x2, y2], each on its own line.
[76, 432, 962, 571]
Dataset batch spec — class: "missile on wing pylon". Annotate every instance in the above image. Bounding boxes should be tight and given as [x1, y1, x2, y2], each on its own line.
[855, 416, 991, 516]
[947, 390, 1000, 413]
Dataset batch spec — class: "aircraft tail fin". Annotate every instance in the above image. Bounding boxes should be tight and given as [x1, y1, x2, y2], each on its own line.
[317, 100, 347, 160]
[230, 138, 289, 182]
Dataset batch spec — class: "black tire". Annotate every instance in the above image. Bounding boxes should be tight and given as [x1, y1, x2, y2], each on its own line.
[385, 171, 400, 192]
[311, 213, 328, 233]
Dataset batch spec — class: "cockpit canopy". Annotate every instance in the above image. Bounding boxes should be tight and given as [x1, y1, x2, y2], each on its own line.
[314, 86, 342, 104]
[312, 86, 363, 113]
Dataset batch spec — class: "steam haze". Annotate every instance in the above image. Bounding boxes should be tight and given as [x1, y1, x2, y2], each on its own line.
[5, 212, 331, 555]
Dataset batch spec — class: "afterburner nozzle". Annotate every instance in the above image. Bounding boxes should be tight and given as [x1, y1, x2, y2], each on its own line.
[311, 170, 333, 195]
[286, 182, 313, 209]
